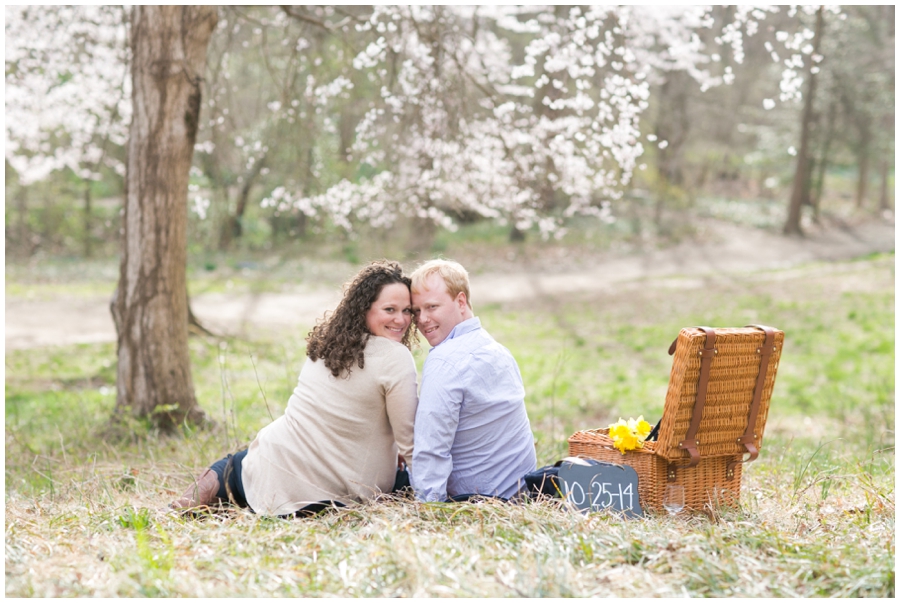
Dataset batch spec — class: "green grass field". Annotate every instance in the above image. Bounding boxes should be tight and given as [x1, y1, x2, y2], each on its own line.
[5, 253, 894, 597]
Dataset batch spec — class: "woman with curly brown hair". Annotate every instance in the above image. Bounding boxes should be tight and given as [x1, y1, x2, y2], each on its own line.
[172, 260, 418, 516]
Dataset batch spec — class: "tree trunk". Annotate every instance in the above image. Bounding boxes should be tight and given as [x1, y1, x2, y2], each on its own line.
[854, 119, 871, 208]
[408, 215, 437, 255]
[83, 183, 93, 258]
[219, 153, 266, 250]
[654, 71, 691, 232]
[655, 72, 691, 188]
[784, 6, 824, 236]
[16, 185, 28, 257]
[879, 157, 892, 211]
[812, 96, 837, 222]
[111, 6, 217, 431]
[339, 104, 355, 165]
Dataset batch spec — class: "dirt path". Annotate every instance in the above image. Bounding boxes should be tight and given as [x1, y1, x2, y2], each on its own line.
[5, 218, 894, 350]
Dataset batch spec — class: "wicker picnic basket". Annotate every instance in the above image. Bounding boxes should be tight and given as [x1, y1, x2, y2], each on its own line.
[568, 325, 784, 514]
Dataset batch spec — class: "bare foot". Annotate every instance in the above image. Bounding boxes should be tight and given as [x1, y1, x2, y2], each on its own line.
[170, 468, 222, 510]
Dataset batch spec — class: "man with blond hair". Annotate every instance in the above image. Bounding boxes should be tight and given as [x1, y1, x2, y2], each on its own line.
[409, 259, 536, 502]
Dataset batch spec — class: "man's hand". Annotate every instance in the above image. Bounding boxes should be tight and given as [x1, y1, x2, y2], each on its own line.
[397, 454, 406, 469]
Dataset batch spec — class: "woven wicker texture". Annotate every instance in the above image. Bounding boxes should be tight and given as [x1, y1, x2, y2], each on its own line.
[655, 327, 784, 463]
[568, 325, 783, 513]
[568, 429, 742, 512]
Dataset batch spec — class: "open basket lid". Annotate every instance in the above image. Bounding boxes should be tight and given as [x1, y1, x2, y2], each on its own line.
[654, 326, 785, 464]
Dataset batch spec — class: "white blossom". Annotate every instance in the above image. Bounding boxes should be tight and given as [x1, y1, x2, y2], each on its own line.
[191, 196, 211, 220]
[288, 5, 774, 236]
[6, 6, 130, 184]
[8, 5, 832, 240]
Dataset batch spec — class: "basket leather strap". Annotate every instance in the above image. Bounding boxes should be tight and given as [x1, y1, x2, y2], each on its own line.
[736, 324, 776, 463]
[678, 326, 716, 468]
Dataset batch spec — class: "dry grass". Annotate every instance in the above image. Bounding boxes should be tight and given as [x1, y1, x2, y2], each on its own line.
[6, 252, 894, 597]
[5, 445, 894, 597]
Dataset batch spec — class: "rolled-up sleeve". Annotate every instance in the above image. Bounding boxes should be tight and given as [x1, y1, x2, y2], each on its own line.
[411, 358, 465, 502]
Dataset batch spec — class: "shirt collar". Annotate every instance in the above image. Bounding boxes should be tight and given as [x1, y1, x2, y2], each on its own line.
[434, 316, 481, 348]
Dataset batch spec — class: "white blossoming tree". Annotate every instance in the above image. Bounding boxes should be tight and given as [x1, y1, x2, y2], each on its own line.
[5, 5, 130, 256]
[7, 5, 843, 427]
[269, 5, 818, 242]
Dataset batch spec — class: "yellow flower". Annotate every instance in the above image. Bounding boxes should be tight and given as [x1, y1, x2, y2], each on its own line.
[608, 415, 653, 454]
[608, 419, 638, 455]
[632, 415, 652, 440]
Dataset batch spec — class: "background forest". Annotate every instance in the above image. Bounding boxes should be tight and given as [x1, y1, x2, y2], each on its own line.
[5, 5, 895, 597]
[5, 5, 895, 261]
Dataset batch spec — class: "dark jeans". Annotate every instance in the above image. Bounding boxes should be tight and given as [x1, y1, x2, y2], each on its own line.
[209, 449, 249, 508]
[208, 449, 347, 517]
[209, 452, 507, 510]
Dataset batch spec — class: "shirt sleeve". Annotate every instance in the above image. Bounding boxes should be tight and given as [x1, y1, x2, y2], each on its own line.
[382, 345, 419, 470]
[411, 357, 465, 502]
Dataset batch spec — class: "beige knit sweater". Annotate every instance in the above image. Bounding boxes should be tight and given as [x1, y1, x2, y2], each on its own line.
[242, 336, 418, 516]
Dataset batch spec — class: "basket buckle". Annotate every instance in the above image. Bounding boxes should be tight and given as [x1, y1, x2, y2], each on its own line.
[726, 461, 737, 480]
[667, 465, 677, 482]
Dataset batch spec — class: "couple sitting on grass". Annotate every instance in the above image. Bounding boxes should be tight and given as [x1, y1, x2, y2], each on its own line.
[172, 259, 537, 516]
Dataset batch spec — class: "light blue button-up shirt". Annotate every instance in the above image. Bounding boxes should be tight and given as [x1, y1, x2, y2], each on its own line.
[411, 317, 537, 502]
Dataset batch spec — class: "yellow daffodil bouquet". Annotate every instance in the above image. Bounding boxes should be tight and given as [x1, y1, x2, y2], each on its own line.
[608, 416, 653, 454]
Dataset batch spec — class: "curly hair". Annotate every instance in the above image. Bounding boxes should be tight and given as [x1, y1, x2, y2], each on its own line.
[306, 260, 415, 378]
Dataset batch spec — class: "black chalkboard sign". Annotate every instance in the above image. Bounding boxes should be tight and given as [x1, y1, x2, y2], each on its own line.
[558, 457, 643, 518]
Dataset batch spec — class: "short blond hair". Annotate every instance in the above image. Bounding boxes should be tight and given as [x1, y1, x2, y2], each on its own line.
[410, 259, 471, 308]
